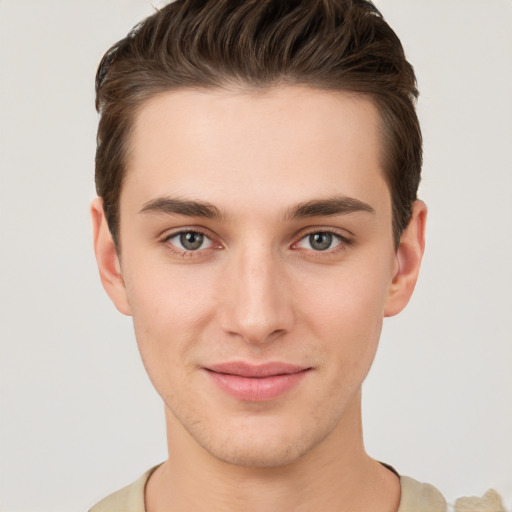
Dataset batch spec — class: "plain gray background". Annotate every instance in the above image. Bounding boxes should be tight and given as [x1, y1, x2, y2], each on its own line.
[1, 1, 511, 511]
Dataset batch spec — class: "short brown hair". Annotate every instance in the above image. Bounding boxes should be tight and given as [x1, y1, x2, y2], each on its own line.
[95, 0, 421, 249]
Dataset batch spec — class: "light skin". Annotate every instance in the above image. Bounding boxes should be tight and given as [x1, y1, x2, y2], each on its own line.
[92, 86, 426, 511]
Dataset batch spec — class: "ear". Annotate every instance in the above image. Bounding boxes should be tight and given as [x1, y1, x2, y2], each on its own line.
[384, 200, 427, 317]
[91, 197, 132, 316]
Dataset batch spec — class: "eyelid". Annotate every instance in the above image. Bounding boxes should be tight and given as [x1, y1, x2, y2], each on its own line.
[291, 227, 354, 252]
[293, 227, 352, 243]
[161, 227, 222, 254]
[158, 225, 353, 256]
[168, 231, 213, 250]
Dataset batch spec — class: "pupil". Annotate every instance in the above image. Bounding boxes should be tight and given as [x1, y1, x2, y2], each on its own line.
[180, 232, 204, 250]
[310, 232, 332, 251]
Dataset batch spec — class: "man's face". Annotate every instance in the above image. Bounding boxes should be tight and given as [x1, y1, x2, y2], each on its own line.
[109, 87, 405, 467]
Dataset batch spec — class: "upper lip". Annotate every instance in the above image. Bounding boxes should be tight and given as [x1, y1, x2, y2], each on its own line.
[205, 362, 310, 378]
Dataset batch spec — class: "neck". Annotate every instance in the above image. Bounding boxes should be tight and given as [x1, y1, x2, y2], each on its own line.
[145, 392, 400, 512]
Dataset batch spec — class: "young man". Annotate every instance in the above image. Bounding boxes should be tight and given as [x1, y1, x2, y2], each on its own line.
[89, 1, 503, 511]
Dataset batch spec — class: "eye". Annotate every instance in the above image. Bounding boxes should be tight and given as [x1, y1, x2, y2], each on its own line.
[296, 231, 343, 251]
[166, 231, 213, 251]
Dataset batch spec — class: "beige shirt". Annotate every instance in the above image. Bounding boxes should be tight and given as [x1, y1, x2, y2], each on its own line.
[89, 465, 505, 512]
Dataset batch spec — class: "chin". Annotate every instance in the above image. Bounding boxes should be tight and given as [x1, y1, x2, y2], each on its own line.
[207, 444, 309, 468]
[211, 440, 306, 468]
[191, 416, 334, 468]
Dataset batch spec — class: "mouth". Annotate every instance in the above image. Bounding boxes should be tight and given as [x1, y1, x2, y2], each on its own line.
[204, 362, 312, 401]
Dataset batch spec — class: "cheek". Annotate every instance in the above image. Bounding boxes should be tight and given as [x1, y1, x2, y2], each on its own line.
[123, 263, 217, 381]
[298, 262, 391, 364]
[125, 254, 216, 326]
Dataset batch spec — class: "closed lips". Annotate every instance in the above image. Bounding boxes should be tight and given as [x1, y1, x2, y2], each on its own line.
[204, 362, 311, 401]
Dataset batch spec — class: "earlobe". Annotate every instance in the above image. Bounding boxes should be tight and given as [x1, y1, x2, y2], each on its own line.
[91, 197, 132, 316]
[384, 200, 427, 317]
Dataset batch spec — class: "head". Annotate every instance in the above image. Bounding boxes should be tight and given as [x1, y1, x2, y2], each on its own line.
[95, 0, 421, 251]
[92, 0, 426, 469]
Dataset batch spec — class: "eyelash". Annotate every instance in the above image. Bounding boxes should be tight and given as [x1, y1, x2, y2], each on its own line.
[162, 228, 218, 258]
[160, 228, 353, 257]
[293, 229, 353, 254]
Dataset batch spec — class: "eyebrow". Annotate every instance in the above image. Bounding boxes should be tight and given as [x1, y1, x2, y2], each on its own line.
[287, 196, 375, 219]
[139, 195, 375, 221]
[139, 197, 224, 219]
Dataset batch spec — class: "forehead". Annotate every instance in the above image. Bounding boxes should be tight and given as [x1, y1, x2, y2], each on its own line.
[123, 86, 389, 216]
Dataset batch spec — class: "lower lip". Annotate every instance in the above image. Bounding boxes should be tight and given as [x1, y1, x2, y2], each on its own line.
[205, 369, 310, 401]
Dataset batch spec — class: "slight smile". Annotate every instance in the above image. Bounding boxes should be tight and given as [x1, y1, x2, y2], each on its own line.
[204, 362, 312, 402]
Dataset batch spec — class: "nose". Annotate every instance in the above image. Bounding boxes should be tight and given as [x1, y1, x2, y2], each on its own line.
[219, 245, 294, 346]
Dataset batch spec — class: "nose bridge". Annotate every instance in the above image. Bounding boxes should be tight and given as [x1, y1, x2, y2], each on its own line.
[221, 242, 292, 345]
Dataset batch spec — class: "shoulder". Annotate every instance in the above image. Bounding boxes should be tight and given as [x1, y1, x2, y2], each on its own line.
[89, 465, 159, 512]
[453, 488, 507, 512]
[398, 475, 446, 512]
[398, 475, 507, 512]
[89, 465, 507, 512]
